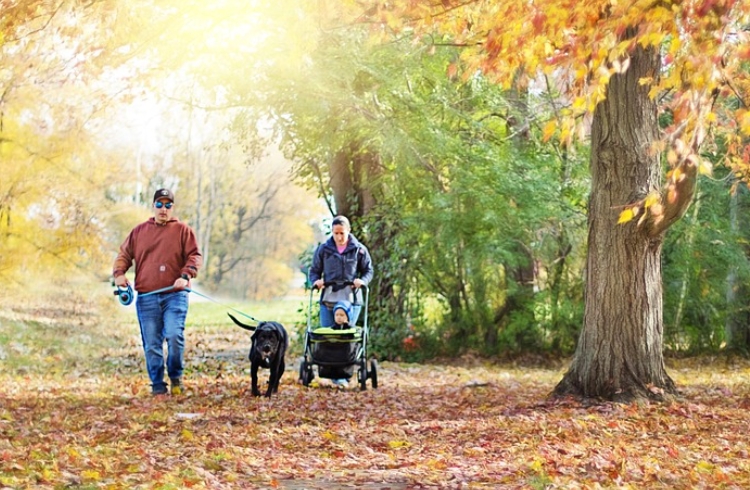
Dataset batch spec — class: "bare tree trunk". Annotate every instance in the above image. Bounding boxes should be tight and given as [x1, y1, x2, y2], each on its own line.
[672, 192, 701, 338]
[553, 38, 678, 402]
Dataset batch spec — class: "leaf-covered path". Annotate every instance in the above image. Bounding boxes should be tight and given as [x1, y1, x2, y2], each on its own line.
[2, 297, 750, 488]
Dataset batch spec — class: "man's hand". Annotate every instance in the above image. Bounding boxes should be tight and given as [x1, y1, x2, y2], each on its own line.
[174, 276, 190, 291]
[114, 275, 129, 288]
[313, 279, 325, 290]
[353, 278, 364, 289]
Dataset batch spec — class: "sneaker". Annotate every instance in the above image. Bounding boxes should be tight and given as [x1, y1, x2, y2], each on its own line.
[332, 378, 349, 389]
[170, 378, 183, 396]
[151, 385, 168, 396]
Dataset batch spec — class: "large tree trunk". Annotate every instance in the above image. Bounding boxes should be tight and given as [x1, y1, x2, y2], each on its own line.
[553, 38, 678, 402]
[329, 146, 356, 218]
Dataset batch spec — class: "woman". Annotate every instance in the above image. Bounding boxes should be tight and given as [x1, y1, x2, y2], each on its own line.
[309, 215, 373, 328]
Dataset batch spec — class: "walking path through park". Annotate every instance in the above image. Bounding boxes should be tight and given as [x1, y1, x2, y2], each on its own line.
[1, 293, 750, 488]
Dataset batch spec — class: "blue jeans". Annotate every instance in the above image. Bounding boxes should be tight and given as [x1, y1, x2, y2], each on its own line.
[319, 303, 362, 328]
[136, 290, 189, 392]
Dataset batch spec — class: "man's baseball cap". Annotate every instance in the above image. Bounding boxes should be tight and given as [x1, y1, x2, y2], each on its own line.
[153, 188, 174, 203]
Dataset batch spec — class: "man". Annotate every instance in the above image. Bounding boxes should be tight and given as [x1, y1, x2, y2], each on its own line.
[113, 188, 202, 396]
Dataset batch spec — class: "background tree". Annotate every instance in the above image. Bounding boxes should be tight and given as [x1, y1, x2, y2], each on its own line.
[0, 0, 141, 285]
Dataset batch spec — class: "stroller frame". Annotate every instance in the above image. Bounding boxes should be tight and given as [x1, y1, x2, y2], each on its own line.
[299, 281, 378, 390]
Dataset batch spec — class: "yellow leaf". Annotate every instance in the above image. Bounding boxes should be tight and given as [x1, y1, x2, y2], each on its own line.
[181, 428, 194, 441]
[542, 120, 557, 142]
[81, 470, 101, 481]
[388, 440, 411, 449]
[645, 193, 660, 208]
[740, 110, 750, 136]
[559, 126, 571, 144]
[699, 159, 713, 176]
[671, 167, 682, 182]
[572, 96, 586, 111]
[529, 458, 545, 472]
[669, 37, 681, 54]
[618, 208, 634, 224]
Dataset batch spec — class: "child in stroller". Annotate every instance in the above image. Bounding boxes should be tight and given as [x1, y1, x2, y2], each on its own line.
[298, 284, 378, 390]
[329, 301, 353, 387]
[332, 300, 352, 329]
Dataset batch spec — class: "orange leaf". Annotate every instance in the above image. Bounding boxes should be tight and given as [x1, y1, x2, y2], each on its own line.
[667, 186, 677, 203]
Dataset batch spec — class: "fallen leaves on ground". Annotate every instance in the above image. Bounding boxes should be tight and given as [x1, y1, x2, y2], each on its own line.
[3, 363, 750, 489]
[2, 301, 750, 488]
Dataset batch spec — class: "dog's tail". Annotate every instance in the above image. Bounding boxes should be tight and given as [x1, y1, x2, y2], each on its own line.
[228, 313, 257, 331]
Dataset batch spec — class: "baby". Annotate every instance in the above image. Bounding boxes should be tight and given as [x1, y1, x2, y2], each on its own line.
[332, 300, 352, 330]
[331, 300, 353, 388]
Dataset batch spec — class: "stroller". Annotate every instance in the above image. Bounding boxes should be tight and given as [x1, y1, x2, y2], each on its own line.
[298, 281, 378, 390]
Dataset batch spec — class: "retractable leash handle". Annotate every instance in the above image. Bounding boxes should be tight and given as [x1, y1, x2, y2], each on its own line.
[113, 285, 134, 306]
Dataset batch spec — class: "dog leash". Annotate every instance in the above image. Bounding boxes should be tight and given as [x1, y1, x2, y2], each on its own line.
[115, 284, 260, 323]
[185, 288, 261, 324]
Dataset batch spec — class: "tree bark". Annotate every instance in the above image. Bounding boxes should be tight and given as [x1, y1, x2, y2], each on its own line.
[330, 145, 356, 219]
[330, 142, 380, 220]
[553, 39, 678, 402]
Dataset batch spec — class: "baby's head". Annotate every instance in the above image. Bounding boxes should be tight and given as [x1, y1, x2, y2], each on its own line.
[333, 301, 351, 326]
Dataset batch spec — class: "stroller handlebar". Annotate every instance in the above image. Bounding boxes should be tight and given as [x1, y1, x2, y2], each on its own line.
[314, 280, 368, 291]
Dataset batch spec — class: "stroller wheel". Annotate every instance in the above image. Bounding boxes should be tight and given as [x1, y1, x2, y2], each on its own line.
[358, 359, 368, 391]
[299, 359, 313, 387]
[370, 359, 378, 389]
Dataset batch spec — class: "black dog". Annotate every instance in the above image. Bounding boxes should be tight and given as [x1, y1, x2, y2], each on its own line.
[228, 313, 288, 397]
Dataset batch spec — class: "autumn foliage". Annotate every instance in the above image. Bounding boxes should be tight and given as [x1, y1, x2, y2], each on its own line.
[361, 0, 750, 221]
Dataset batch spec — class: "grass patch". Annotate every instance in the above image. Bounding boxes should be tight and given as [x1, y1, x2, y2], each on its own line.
[0, 318, 104, 373]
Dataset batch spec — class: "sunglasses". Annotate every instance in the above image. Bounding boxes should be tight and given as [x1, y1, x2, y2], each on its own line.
[154, 201, 173, 209]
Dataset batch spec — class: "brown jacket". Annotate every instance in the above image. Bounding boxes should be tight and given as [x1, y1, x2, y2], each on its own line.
[113, 217, 202, 293]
